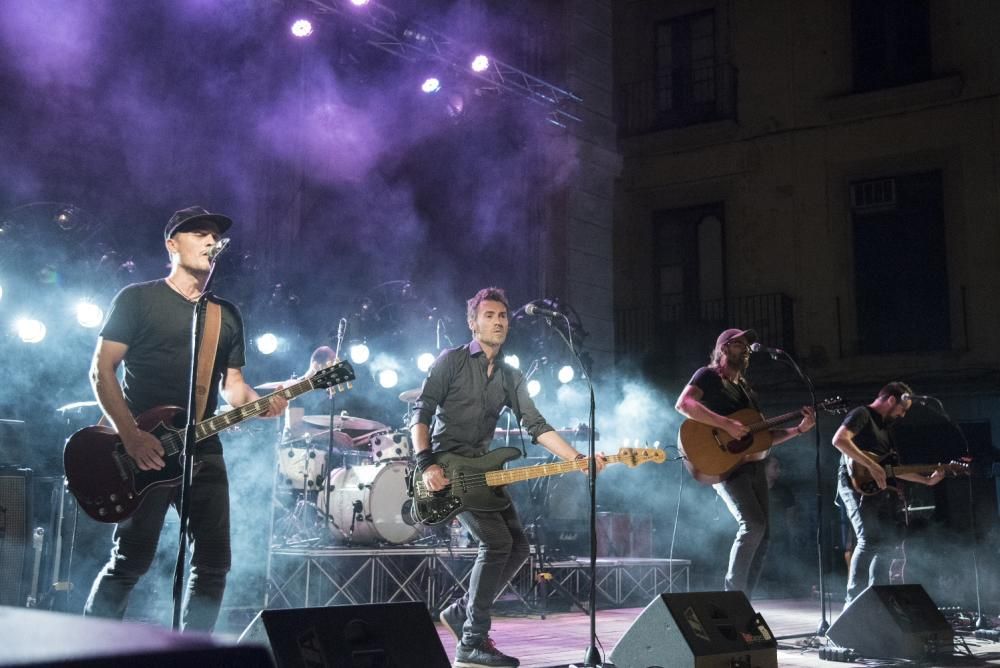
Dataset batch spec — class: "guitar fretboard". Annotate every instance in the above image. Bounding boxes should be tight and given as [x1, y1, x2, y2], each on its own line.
[483, 451, 656, 486]
[197, 378, 347, 442]
[745, 398, 841, 434]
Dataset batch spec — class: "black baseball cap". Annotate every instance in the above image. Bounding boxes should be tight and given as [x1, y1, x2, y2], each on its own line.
[164, 205, 233, 240]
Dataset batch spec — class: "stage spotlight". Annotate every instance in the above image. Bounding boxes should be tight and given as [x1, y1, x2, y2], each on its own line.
[0, 283, 4, 303]
[557, 365, 575, 384]
[349, 0, 370, 6]
[349, 342, 370, 364]
[290, 18, 314, 38]
[416, 352, 436, 372]
[256, 333, 279, 355]
[503, 354, 519, 369]
[421, 77, 441, 94]
[75, 301, 104, 328]
[527, 379, 541, 398]
[378, 368, 399, 389]
[471, 54, 490, 72]
[16, 318, 46, 344]
[53, 206, 80, 231]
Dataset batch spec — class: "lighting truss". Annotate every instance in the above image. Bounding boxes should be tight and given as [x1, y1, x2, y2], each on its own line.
[304, 0, 583, 127]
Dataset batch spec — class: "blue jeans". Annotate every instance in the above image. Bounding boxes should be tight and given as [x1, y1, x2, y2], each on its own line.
[714, 459, 770, 596]
[838, 475, 896, 605]
[84, 454, 231, 631]
[451, 500, 530, 646]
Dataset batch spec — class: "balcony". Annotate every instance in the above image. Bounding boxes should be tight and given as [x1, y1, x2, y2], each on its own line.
[619, 63, 737, 136]
[616, 293, 794, 374]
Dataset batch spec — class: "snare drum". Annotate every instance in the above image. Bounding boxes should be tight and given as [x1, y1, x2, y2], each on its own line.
[370, 431, 412, 463]
[277, 448, 327, 490]
[317, 462, 419, 544]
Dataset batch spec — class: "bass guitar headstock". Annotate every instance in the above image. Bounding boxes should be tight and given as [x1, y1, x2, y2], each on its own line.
[616, 447, 667, 467]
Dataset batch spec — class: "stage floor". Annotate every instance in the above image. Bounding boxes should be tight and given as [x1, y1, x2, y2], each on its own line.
[432, 598, 1000, 668]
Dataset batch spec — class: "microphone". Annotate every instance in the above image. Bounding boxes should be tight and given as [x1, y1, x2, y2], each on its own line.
[525, 302, 561, 318]
[749, 342, 785, 356]
[207, 237, 230, 262]
[901, 393, 935, 405]
[336, 318, 347, 345]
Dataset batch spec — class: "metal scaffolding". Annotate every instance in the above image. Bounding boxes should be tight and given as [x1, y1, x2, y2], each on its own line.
[304, 0, 583, 127]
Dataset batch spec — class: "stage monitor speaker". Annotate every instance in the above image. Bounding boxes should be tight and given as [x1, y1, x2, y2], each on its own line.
[0, 465, 32, 606]
[827, 584, 954, 659]
[254, 601, 451, 668]
[0, 606, 274, 667]
[609, 591, 777, 668]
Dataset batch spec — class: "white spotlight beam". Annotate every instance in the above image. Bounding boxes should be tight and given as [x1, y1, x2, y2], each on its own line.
[304, 0, 582, 127]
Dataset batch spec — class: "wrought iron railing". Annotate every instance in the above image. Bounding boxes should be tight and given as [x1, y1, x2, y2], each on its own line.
[619, 62, 737, 135]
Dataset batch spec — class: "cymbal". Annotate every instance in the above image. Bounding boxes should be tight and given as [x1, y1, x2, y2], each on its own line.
[302, 414, 388, 432]
[56, 400, 99, 412]
[255, 379, 292, 390]
[280, 429, 356, 450]
[493, 426, 599, 440]
[0, 418, 25, 425]
[398, 388, 420, 403]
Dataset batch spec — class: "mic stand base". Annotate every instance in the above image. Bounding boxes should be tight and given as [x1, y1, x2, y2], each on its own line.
[569, 645, 615, 668]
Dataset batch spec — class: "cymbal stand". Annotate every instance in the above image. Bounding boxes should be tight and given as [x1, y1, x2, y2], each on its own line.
[272, 421, 323, 547]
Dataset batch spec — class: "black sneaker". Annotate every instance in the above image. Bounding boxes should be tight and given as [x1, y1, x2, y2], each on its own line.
[454, 637, 520, 668]
[439, 602, 465, 640]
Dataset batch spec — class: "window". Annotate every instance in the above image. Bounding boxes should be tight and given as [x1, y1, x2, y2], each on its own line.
[654, 204, 725, 323]
[851, 0, 931, 92]
[654, 10, 722, 127]
[852, 171, 949, 354]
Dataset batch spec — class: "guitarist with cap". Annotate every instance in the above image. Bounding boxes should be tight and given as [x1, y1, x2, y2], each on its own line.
[832, 381, 945, 605]
[411, 287, 605, 668]
[675, 327, 815, 597]
[83, 206, 287, 631]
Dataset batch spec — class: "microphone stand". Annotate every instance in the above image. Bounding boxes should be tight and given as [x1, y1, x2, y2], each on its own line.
[918, 398, 986, 629]
[171, 252, 223, 631]
[322, 318, 348, 544]
[541, 314, 607, 668]
[770, 350, 829, 638]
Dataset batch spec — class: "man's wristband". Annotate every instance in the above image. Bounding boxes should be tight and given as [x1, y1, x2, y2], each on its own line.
[414, 450, 435, 473]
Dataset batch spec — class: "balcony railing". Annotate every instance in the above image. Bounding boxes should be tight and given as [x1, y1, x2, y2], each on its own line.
[619, 62, 737, 136]
[616, 293, 794, 365]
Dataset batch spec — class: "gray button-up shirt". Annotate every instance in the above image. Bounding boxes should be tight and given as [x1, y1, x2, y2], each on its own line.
[409, 340, 555, 456]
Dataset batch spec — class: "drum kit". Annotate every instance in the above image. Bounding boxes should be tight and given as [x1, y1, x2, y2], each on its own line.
[269, 379, 431, 548]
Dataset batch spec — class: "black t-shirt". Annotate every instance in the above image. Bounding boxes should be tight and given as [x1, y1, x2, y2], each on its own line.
[687, 366, 758, 416]
[100, 279, 246, 454]
[837, 406, 894, 478]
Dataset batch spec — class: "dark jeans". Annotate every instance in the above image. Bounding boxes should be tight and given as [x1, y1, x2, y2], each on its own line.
[838, 475, 896, 605]
[713, 459, 769, 596]
[451, 501, 530, 646]
[84, 454, 231, 632]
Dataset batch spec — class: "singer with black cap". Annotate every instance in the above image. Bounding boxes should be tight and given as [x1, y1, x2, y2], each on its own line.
[675, 327, 815, 596]
[831, 381, 946, 605]
[83, 205, 287, 631]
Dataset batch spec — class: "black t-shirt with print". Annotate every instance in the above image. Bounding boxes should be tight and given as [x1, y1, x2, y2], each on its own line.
[837, 406, 895, 479]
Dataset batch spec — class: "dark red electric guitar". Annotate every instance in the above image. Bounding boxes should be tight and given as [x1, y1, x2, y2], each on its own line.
[64, 361, 355, 523]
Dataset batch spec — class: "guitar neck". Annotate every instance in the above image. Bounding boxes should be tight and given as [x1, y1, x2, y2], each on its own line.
[484, 453, 623, 487]
[747, 409, 802, 434]
[885, 464, 954, 477]
[195, 376, 334, 441]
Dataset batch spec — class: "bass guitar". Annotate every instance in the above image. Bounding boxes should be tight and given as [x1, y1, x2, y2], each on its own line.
[678, 397, 846, 484]
[64, 361, 355, 523]
[408, 446, 666, 526]
[848, 450, 969, 496]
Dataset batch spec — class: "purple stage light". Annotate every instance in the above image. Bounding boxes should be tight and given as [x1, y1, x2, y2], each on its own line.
[421, 77, 441, 94]
[349, 0, 371, 7]
[470, 55, 490, 72]
[290, 18, 313, 38]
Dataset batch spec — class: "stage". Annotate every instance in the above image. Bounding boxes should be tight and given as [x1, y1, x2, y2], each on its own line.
[413, 598, 1000, 668]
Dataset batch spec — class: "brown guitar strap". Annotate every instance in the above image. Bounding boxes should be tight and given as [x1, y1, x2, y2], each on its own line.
[194, 300, 222, 421]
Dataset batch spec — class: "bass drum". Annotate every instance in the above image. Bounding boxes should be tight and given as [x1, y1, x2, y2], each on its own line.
[318, 462, 419, 545]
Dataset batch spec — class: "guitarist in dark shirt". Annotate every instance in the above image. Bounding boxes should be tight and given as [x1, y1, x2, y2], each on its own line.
[832, 382, 944, 605]
[83, 206, 286, 631]
[410, 287, 605, 668]
[675, 328, 814, 597]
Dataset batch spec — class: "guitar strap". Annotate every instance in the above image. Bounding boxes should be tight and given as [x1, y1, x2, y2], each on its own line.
[194, 300, 222, 422]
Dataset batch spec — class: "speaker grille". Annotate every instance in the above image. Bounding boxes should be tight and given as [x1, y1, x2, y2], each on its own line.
[0, 467, 32, 606]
